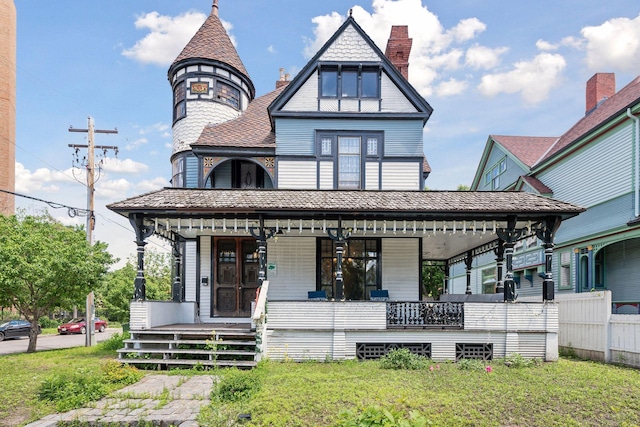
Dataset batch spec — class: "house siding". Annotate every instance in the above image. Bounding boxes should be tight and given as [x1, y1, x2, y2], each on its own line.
[199, 237, 212, 318]
[381, 162, 421, 190]
[184, 241, 197, 302]
[275, 118, 423, 157]
[477, 147, 527, 191]
[382, 238, 420, 300]
[365, 161, 380, 190]
[319, 24, 380, 62]
[380, 71, 418, 113]
[281, 71, 319, 112]
[267, 237, 317, 300]
[173, 101, 240, 154]
[277, 160, 317, 189]
[604, 238, 640, 302]
[319, 161, 334, 189]
[538, 124, 633, 206]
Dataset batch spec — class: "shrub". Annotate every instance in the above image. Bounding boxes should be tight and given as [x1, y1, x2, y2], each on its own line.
[379, 348, 429, 370]
[39, 368, 107, 412]
[456, 358, 487, 372]
[99, 331, 129, 351]
[335, 405, 428, 427]
[101, 360, 143, 384]
[38, 316, 61, 329]
[214, 368, 262, 403]
[503, 353, 539, 368]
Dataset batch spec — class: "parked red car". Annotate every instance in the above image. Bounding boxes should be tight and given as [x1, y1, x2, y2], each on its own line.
[57, 318, 108, 335]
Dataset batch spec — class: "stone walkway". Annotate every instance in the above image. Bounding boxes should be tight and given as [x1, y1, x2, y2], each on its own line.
[25, 375, 215, 427]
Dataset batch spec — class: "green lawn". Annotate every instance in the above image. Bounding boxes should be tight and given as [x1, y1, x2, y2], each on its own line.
[2, 346, 640, 427]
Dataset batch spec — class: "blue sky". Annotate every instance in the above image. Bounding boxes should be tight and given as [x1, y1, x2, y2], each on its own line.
[12, 0, 640, 264]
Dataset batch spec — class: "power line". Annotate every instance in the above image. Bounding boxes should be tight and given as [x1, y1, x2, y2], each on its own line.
[0, 188, 89, 218]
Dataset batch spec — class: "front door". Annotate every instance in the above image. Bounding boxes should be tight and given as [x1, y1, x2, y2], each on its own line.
[214, 238, 259, 317]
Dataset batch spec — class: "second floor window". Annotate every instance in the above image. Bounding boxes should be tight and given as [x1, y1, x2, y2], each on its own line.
[484, 158, 507, 190]
[320, 67, 380, 99]
[173, 82, 186, 122]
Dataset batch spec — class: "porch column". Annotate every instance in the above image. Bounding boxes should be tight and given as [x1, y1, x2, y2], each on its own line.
[129, 214, 155, 301]
[249, 217, 276, 289]
[172, 239, 182, 302]
[495, 239, 505, 293]
[465, 250, 473, 295]
[328, 219, 351, 300]
[497, 217, 523, 302]
[536, 217, 561, 301]
[443, 261, 450, 294]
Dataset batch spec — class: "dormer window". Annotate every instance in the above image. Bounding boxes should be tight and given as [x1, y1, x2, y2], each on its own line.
[320, 66, 380, 99]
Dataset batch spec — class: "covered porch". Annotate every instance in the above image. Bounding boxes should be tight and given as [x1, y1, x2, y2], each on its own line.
[107, 188, 583, 363]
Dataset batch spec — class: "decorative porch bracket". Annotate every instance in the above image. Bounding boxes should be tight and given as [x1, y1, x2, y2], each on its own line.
[496, 217, 523, 302]
[129, 214, 155, 301]
[536, 216, 562, 301]
[327, 219, 352, 300]
[172, 235, 182, 302]
[494, 239, 505, 294]
[249, 216, 276, 289]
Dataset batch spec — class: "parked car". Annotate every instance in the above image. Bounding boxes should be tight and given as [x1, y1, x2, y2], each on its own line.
[57, 318, 108, 335]
[0, 320, 41, 341]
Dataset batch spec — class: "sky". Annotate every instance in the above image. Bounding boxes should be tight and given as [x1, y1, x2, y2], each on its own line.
[11, 0, 640, 266]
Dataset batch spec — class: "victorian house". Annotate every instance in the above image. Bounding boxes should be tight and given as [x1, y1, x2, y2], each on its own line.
[108, 2, 582, 367]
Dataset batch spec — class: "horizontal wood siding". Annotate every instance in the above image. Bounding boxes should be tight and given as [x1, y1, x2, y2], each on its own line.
[274, 118, 423, 157]
[381, 162, 421, 190]
[319, 161, 333, 189]
[267, 237, 316, 300]
[184, 241, 197, 302]
[365, 161, 380, 190]
[538, 124, 633, 206]
[185, 156, 198, 188]
[281, 71, 318, 112]
[605, 238, 640, 302]
[478, 147, 528, 191]
[382, 238, 419, 300]
[199, 237, 211, 318]
[380, 71, 418, 113]
[277, 160, 317, 189]
[555, 193, 634, 244]
[213, 161, 231, 188]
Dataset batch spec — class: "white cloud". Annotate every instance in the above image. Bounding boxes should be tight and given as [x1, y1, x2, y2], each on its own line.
[445, 18, 486, 44]
[125, 138, 148, 151]
[465, 45, 508, 69]
[95, 178, 132, 200]
[15, 163, 79, 193]
[267, 45, 277, 54]
[478, 53, 566, 103]
[136, 177, 170, 193]
[122, 10, 208, 66]
[536, 39, 557, 51]
[100, 158, 149, 174]
[581, 14, 640, 72]
[436, 78, 468, 97]
[138, 122, 170, 135]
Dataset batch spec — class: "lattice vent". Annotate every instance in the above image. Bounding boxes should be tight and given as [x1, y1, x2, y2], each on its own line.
[356, 343, 431, 360]
[455, 343, 493, 361]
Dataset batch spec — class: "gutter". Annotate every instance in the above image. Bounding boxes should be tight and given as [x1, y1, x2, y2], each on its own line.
[627, 108, 640, 217]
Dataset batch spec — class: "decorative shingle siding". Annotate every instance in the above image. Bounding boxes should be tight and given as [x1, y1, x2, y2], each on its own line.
[319, 24, 381, 62]
[173, 102, 240, 153]
[538, 124, 633, 207]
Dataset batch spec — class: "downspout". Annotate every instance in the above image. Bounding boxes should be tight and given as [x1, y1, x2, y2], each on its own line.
[627, 108, 640, 217]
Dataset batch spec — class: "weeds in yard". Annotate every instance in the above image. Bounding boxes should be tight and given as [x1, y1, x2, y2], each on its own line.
[379, 348, 430, 370]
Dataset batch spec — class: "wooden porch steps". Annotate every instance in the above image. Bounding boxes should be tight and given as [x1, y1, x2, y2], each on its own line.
[117, 324, 257, 370]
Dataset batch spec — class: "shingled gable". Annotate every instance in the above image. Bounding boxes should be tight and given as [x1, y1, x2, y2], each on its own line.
[192, 86, 285, 150]
[168, 1, 254, 99]
[267, 16, 433, 126]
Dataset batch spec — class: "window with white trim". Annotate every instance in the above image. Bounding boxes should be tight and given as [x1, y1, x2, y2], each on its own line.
[484, 157, 507, 190]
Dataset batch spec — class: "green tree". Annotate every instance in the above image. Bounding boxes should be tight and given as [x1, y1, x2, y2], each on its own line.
[422, 261, 445, 299]
[0, 213, 114, 352]
[97, 251, 172, 323]
[457, 184, 470, 191]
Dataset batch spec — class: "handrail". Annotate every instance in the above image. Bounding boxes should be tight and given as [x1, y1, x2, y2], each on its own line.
[387, 301, 464, 328]
[252, 280, 269, 321]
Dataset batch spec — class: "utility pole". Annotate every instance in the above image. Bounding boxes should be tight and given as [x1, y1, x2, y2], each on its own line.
[68, 116, 117, 347]
[68, 116, 118, 244]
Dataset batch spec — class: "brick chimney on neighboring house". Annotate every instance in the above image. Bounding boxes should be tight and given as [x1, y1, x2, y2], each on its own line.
[586, 73, 615, 114]
[385, 25, 412, 80]
[276, 68, 290, 89]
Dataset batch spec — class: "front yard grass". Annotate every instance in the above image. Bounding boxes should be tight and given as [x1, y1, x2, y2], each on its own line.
[201, 357, 640, 427]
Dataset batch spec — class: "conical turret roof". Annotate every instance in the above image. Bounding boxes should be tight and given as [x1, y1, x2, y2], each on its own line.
[171, 1, 250, 83]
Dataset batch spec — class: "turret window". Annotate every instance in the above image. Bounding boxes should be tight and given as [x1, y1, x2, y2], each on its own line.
[173, 82, 186, 122]
[216, 81, 240, 109]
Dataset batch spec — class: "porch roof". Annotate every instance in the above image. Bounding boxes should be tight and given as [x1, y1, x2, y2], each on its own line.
[107, 188, 583, 260]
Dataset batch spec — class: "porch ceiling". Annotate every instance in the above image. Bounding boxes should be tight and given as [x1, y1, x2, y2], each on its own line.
[107, 188, 584, 260]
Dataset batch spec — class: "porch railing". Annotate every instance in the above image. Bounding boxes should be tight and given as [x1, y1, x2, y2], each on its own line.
[386, 301, 464, 329]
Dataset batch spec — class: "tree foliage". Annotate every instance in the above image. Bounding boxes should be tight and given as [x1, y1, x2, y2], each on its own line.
[96, 251, 172, 323]
[0, 213, 114, 352]
[422, 261, 445, 299]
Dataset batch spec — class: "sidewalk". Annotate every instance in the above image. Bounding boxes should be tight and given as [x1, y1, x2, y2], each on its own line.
[24, 374, 215, 427]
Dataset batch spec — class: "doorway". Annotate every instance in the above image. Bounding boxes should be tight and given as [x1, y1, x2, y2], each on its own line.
[214, 238, 259, 317]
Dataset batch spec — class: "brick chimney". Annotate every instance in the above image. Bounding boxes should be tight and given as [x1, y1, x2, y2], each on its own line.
[385, 26, 412, 80]
[276, 67, 290, 89]
[586, 73, 615, 114]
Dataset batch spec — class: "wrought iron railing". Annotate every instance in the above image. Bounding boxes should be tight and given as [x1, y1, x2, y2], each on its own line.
[386, 301, 464, 329]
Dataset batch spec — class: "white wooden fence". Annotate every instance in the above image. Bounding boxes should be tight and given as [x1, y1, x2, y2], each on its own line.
[523, 291, 640, 368]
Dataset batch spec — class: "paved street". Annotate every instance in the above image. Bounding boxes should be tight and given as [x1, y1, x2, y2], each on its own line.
[0, 328, 120, 355]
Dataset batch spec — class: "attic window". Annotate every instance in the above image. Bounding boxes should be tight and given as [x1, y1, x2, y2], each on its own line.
[320, 67, 380, 99]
